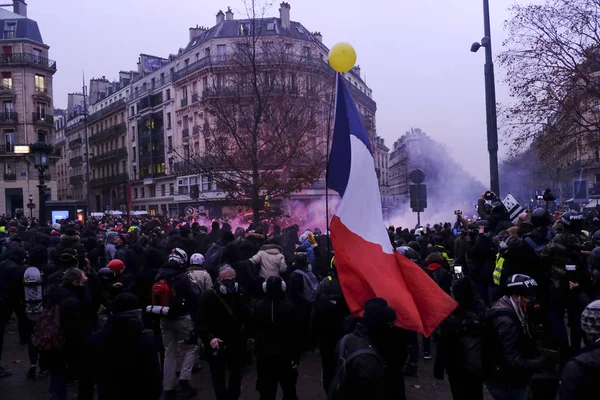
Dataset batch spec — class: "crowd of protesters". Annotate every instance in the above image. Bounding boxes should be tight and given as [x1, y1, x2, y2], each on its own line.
[0, 189, 599, 400]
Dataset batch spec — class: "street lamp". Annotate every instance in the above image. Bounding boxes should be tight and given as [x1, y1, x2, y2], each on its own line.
[28, 194, 34, 218]
[30, 141, 53, 224]
[471, 0, 500, 197]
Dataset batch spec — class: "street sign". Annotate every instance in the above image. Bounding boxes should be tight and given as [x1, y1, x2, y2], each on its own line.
[502, 193, 526, 223]
[409, 169, 426, 184]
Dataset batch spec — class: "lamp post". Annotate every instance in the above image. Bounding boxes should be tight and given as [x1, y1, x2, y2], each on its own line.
[471, 0, 500, 196]
[27, 194, 34, 218]
[30, 141, 53, 224]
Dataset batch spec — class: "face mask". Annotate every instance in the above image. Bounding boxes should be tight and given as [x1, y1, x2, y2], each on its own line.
[219, 278, 238, 294]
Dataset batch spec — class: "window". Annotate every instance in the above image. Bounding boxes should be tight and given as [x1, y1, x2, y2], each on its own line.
[167, 136, 173, 151]
[184, 59, 189, 67]
[202, 176, 216, 191]
[167, 112, 172, 129]
[132, 147, 136, 161]
[149, 185, 156, 197]
[216, 74, 225, 88]
[130, 106, 135, 116]
[1, 72, 11, 89]
[4, 161, 11, 174]
[166, 89, 171, 100]
[32, 48, 42, 59]
[151, 78, 155, 89]
[131, 126, 135, 141]
[202, 76, 208, 90]
[267, 22, 275, 31]
[141, 187, 145, 198]
[169, 183, 175, 195]
[3, 101, 13, 114]
[37, 130, 47, 142]
[134, 188, 138, 199]
[36, 102, 47, 117]
[34, 74, 45, 92]
[217, 44, 227, 59]
[121, 136, 125, 148]
[178, 178, 189, 194]
[3, 22, 16, 39]
[133, 166, 137, 180]
[302, 46, 311, 58]
[161, 184, 166, 196]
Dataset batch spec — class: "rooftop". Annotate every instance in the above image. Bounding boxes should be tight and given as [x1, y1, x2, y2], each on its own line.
[0, 7, 45, 44]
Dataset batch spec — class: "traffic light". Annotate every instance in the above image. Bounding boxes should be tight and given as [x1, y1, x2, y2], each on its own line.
[409, 184, 427, 212]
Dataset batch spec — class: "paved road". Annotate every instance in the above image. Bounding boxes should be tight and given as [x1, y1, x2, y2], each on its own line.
[1, 319, 490, 400]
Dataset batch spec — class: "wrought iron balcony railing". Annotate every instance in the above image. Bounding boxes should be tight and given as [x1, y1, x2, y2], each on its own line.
[89, 147, 128, 164]
[0, 53, 57, 71]
[0, 111, 17, 123]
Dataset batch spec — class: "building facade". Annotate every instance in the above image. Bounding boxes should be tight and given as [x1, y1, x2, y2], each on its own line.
[55, 2, 384, 218]
[0, 1, 57, 219]
[388, 128, 427, 209]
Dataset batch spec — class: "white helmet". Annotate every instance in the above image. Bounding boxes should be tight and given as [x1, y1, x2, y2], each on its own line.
[190, 253, 205, 266]
[168, 247, 188, 265]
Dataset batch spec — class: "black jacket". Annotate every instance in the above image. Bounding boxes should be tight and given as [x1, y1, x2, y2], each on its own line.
[92, 310, 162, 400]
[483, 296, 544, 386]
[155, 265, 201, 319]
[253, 294, 301, 361]
[331, 324, 385, 400]
[197, 287, 252, 363]
[311, 275, 350, 346]
[559, 341, 600, 400]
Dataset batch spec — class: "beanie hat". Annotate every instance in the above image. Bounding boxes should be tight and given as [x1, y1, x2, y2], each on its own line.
[581, 300, 600, 341]
[362, 297, 396, 329]
[107, 259, 126, 272]
[59, 249, 79, 268]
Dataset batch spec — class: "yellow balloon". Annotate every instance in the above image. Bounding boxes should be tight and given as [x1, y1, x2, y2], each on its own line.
[328, 42, 357, 73]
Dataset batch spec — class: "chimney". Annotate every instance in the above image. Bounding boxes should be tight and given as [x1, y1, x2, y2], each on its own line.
[216, 10, 224, 24]
[313, 31, 322, 43]
[225, 7, 234, 21]
[279, 2, 290, 29]
[189, 25, 208, 41]
[13, 0, 27, 17]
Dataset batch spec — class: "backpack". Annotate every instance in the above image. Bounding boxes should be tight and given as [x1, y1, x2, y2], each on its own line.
[146, 276, 185, 316]
[23, 266, 44, 321]
[205, 243, 224, 269]
[292, 269, 319, 303]
[327, 333, 382, 400]
[31, 302, 65, 351]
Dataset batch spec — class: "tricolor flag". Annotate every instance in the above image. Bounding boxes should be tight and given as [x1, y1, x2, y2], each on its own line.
[327, 73, 457, 336]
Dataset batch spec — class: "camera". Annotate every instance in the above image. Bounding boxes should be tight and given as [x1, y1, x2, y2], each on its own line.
[454, 210, 463, 215]
[543, 189, 556, 202]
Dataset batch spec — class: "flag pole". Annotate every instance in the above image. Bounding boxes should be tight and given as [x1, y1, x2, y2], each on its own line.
[325, 72, 338, 263]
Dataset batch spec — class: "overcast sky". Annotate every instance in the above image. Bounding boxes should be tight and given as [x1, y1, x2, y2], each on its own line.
[25, 0, 533, 186]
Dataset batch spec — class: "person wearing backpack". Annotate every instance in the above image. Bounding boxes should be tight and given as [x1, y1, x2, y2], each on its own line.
[311, 257, 350, 393]
[434, 278, 487, 400]
[253, 275, 301, 400]
[187, 253, 213, 294]
[153, 248, 201, 400]
[483, 274, 546, 400]
[289, 252, 319, 352]
[328, 297, 396, 400]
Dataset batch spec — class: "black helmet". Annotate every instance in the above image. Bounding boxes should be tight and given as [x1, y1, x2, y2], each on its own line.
[396, 246, 421, 263]
[531, 208, 551, 228]
[593, 230, 600, 246]
[561, 210, 584, 231]
[98, 267, 115, 282]
[505, 274, 537, 297]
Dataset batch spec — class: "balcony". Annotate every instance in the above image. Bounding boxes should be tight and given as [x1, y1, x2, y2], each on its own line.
[0, 142, 27, 155]
[173, 160, 199, 175]
[181, 98, 188, 108]
[32, 112, 53, 125]
[182, 128, 189, 138]
[70, 175, 84, 185]
[88, 123, 127, 144]
[0, 53, 57, 72]
[34, 87, 48, 94]
[89, 147, 128, 165]
[69, 155, 83, 167]
[68, 137, 83, 150]
[87, 99, 126, 123]
[0, 84, 13, 94]
[89, 173, 129, 188]
[3, 173, 16, 181]
[0, 111, 17, 123]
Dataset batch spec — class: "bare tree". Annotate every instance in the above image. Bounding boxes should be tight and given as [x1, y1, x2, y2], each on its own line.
[174, 1, 331, 222]
[500, 0, 600, 150]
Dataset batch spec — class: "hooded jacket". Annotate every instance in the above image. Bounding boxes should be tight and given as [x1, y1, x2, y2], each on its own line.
[483, 296, 544, 386]
[559, 341, 600, 400]
[250, 244, 287, 280]
[92, 310, 161, 400]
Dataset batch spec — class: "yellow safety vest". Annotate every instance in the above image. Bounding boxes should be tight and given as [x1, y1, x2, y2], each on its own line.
[493, 254, 505, 285]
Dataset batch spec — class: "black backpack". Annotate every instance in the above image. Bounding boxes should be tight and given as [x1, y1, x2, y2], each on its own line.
[327, 333, 382, 400]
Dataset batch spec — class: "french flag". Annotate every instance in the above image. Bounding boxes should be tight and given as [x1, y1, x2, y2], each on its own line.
[327, 73, 457, 337]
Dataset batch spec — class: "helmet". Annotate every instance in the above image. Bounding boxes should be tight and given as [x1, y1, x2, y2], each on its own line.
[107, 259, 125, 272]
[190, 253, 205, 266]
[168, 248, 188, 266]
[505, 274, 537, 297]
[531, 208, 551, 228]
[588, 247, 600, 279]
[593, 230, 600, 246]
[561, 210, 584, 231]
[396, 246, 421, 263]
[98, 267, 115, 282]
